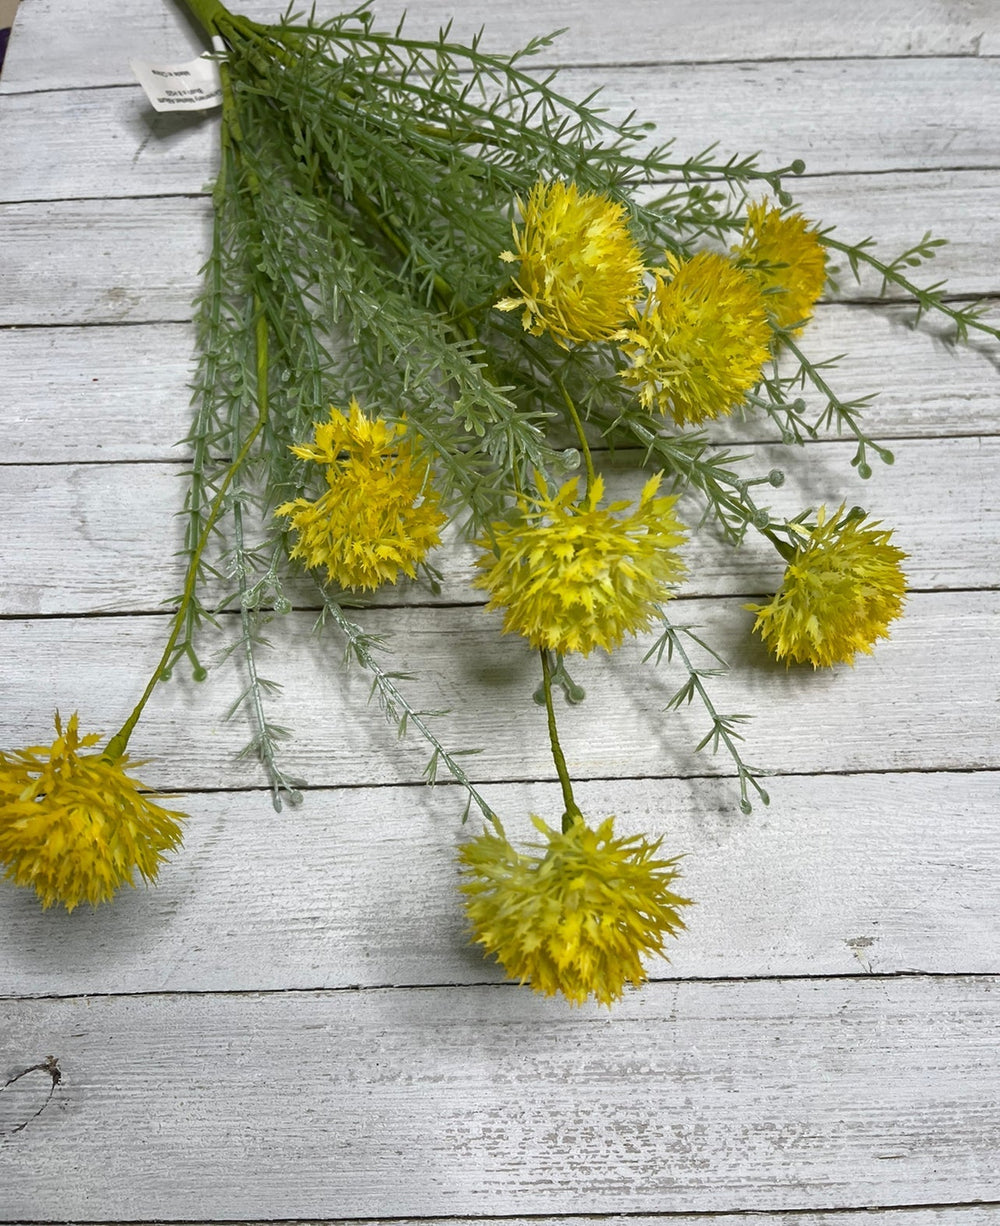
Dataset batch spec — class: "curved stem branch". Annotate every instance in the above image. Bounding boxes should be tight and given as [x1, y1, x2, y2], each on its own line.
[103, 308, 270, 762]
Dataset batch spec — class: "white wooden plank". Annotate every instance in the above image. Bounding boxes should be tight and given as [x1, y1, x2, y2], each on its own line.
[5, 58, 999, 204]
[0, 88, 212, 204]
[1, 770, 997, 996]
[0, 197, 210, 326]
[3, 304, 997, 464]
[0, 591, 995, 793]
[1, 977, 997, 1217]
[3, 0, 996, 94]
[0, 435, 995, 616]
[0, 324, 197, 461]
[612, 56, 1000, 179]
[5, 1214, 1000, 1226]
[3, 173, 998, 327]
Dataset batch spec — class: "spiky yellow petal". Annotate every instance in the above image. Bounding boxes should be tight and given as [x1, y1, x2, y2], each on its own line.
[459, 814, 690, 1006]
[619, 251, 772, 425]
[736, 201, 828, 334]
[496, 179, 646, 347]
[0, 712, 185, 911]
[276, 399, 446, 591]
[748, 505, 908, 667]
[474, 473, 686, 656]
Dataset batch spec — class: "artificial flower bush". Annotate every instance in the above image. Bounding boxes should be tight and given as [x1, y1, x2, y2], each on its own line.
[2, 0, 994, 1005]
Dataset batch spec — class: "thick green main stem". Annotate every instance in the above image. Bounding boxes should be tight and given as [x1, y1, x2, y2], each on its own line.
[103, 309, 270, 763]
[539, 649, 583, 832]
[181, 0, 231, 37]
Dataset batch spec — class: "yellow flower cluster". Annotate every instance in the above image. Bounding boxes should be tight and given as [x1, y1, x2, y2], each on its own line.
[474, 473, 686, 655]
[459, 814, 690, 1006]
[497, 181, 828, 427]
[736, 201, 828, 333]
[0, 712, 185, 911]
[496, 179, 646, 346]
[749, 506, 908, 667]
[619, 251, 773, 424]
[276, 399, 446, 591]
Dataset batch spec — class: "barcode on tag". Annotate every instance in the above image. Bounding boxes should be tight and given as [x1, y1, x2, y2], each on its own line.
[130, 53, 223, 112]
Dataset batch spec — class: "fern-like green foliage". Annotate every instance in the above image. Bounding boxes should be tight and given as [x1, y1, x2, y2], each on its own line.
[174, 0, 998, 812]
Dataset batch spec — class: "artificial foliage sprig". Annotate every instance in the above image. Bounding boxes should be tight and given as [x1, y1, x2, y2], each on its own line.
[2, 0, 995, 1007]
[645, 616, 772, 817]
[317, 592, 500, 827]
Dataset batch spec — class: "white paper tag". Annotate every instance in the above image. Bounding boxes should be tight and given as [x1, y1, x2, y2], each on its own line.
[130, 53, 223, 112]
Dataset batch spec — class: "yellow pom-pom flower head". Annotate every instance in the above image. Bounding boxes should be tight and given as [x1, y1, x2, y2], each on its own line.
[276, 399, 446, 591]
[736, 201, 828, 334]
[474, 472, 687, 656]
[619, 251, 772, 425]
[459, 814, 690, 1006]
[0, 712, 185, 911]
[748, 505, 908, 667]
[496, 179, 647, 347]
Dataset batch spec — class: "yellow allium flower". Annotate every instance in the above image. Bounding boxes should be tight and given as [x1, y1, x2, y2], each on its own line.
[276, 399, 446, 591]
[736, 201, 828, 333]
[619, 251, 772, 425]
[748, 506, 908, 667]
[496, 179, 646, 347]
[474, 472, 686, 656]
[0, 712, 185, 911]
[459, 814, 690, 1006]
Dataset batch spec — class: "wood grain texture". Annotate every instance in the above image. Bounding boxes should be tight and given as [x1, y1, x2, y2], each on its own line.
[0, 591, 996, 794]
[5, 171, 999, 327]
[0, 435, 996, 616]
[3, 0, 997, 93]
[6, 58, 1000, 204]
[1, 771, 998, 997]
[4, 304, 998, 464]
[8, 1216, 999, 1226]
[1, 977, 998, 1218]
[0, 323, 198, 461]
[5, 1215, 1000, 1226]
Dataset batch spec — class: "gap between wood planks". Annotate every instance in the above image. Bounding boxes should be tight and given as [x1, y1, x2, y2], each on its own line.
[4, 968, 999, 1004]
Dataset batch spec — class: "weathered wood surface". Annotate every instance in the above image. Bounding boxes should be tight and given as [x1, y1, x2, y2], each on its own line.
[4, 1216, 1000, 1226]
[4, 1216, 999, 1226]
[2, 0, 999, 1221]
[2, 0, 996, 93]
[6, 58, 1000, 203]
[1, 978, 998, 1218]
[1, 591, 996, 792]
[1, 771, 998, 997]
[1, 436, 996, 614]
